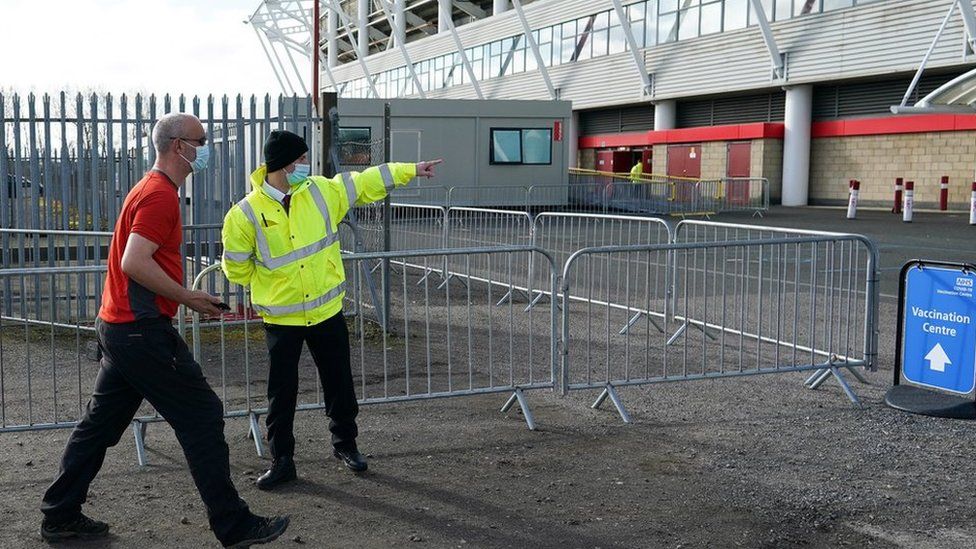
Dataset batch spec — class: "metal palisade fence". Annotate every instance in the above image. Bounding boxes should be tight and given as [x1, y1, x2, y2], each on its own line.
[0, 91, 320, 266]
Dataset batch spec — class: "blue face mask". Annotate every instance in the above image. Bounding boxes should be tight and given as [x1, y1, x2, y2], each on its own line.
[180, 141, 210, 173]
[287, 163, 310, 185]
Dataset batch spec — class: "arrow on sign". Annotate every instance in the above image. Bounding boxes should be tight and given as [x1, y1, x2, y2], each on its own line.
[925, 343, 952, 372]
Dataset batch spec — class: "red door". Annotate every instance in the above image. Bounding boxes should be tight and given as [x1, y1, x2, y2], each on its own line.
[596, 150, 614, 172]
[611, 151, 632, 174]
[726, 142, 751, 206]
[641, 148, 653, 174]
[667, 144, 701, 204]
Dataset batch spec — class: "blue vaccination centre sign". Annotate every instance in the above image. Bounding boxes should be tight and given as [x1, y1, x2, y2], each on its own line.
[901, 266, 976, 395]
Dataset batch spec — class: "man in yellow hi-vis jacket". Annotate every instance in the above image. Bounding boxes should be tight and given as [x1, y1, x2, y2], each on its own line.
[629, 161, 643, 182]
[221, 130, 442, 489]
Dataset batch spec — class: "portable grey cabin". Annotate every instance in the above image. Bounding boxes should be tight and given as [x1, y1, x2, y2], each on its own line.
[335, 98, 572, 208]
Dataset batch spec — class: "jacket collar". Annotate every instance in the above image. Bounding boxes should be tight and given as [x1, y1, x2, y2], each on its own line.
[250, 164, 311, 201]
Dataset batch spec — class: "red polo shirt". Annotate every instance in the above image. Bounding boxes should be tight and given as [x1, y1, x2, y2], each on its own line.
[98, 170, 184, 323]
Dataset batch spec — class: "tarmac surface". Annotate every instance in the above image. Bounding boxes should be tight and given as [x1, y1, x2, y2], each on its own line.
[0, 205, 974, 548]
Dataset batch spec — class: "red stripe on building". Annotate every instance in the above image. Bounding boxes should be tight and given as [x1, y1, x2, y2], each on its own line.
[578, 123, 783, 148]
[810, 114, 976, 137]
[579, 115, 976, 148]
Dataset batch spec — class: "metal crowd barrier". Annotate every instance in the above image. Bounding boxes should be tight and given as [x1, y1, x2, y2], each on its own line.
[343, 179, 769, 219]
[560, 235, 879, 422]
[0, 214, 878, 460]
[527, 213, 673, 333]
[342, 203, 448, 253]
[567, 169, 769, 217]
[710, 178, 770, 216]
[446, 185, 530, 210]
[0, 228, 113, 322]
[674, 219, 849, 243]
[0, 265, 107, 434]
[389, 184, 449, 205]
[673, 219, 878, 393]
[134, 245, 559, 466]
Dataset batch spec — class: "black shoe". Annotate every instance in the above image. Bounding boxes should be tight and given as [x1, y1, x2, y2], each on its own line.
[41, 513, 110, 542]
[223, 515, 290, 548]
[256, 456, 297, 490]
[333, 446, 368, 472]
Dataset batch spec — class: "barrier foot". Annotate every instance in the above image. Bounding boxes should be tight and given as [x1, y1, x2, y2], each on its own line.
[648, 317, 665, 334]
[845, 364, 870, 385]
[803, 368, 826, 387]
[829, 366, 863, 408]
[689, 322, 718, 341]
[524, 291, 546, 312]
[496, 290, 514, 307]
[248, 412, 268, 458]
[437, 273, 465, 290]
[416, 267, 442, 286]
[809, 363, 869, 390]
[666, 323, 688, 346]
[132, 420, 148, 467]
[805, 368, 831, 388]
[618, 312, 663, 335]
[592, 385, 632, 424]
[500, 388, 536, 431]
[618, 311, 644, 335]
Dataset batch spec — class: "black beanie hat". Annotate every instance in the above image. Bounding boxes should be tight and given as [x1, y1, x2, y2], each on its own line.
[264, 130, 309, 173]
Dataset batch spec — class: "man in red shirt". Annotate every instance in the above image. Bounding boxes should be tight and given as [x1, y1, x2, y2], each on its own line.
[39, 113, 289, 548]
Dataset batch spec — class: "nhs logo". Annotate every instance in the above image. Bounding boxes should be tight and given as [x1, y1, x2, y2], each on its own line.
[956, 276, 974, 297]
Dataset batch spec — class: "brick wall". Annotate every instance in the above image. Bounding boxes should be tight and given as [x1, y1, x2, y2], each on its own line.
[700, 142, 726, 180]
[751, 139, 783, 203]
[810, 131, 976, 209]
[652, 144, 667, 176]
[578, 148, 596, 170]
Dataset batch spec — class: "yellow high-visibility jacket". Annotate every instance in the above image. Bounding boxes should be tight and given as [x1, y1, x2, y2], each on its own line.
[221, 163, 416, 326]
[629, 162, 643, 182]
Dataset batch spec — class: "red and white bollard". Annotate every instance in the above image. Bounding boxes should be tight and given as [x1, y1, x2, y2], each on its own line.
[903, 180, 914, 223]
[892, 177, 903, 214]
[970, 181, 976, 225]
[940, 176, 949, 211]
[847, 179, 860, 220]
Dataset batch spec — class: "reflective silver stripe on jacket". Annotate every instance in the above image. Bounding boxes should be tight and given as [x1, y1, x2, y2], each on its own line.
[222, 250, 253, 262]
[378, 164, 395, 192]
[251, 281, 346, 316]
[340, 172, 357, 209]
[237, 183, 337, 271]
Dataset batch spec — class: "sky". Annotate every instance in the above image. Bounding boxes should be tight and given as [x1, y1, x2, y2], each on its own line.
[0, 0, 301, 99]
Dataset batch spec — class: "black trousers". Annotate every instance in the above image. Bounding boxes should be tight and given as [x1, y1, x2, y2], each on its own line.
[263, 311, 359, 459]
[40, 317, 251, 545]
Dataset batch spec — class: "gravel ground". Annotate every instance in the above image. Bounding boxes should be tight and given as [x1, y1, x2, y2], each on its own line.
[1, 206, 975, 548]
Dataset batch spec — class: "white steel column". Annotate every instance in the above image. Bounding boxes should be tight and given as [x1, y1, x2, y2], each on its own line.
[511, 0, 557, 100]
[328, 0, 380, 98]
[327, 7, 338, 68]
[493, 0, 508, 14]
[377, 0, 427, 98]
[610, 0, 652, 96]
[440, 6, 485, 99]
[782, 85, 813, 206]
[747, 0, 785, 80]
[393, 0, 406, 46]
[439, 0, 452, 33]
[358, 0, 370, 55]
[653, 100, 676, 131]
[958, 0, 976, 51]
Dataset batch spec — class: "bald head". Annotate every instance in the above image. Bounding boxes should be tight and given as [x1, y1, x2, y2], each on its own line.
[152, 113, 203, 155]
